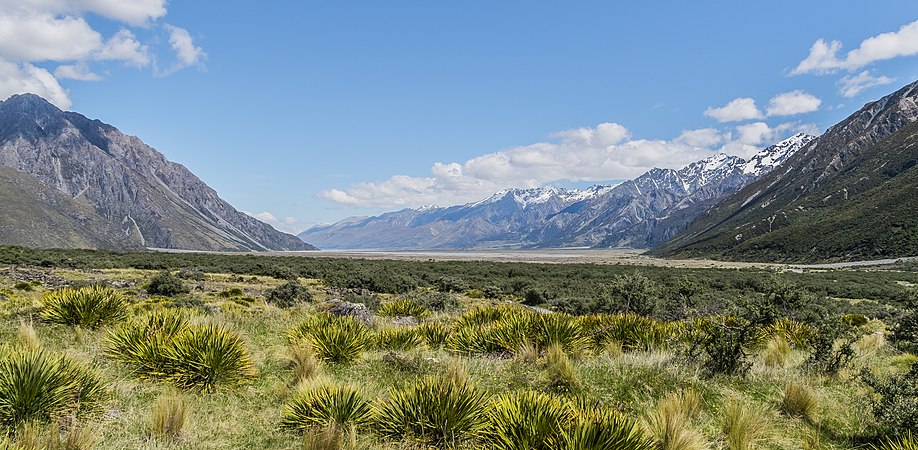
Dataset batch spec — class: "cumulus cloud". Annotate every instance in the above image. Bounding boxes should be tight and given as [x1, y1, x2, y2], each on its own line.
[766, 90, 821, 116]
[244, 211, 304, 234]
[837, 70, 895, 97]
[318, 122, 814, 209]
[0, 59, 70, 108]
[792, 19, 918, 75]
[704, 98, 764, 122]
[0, 1, 201, 107]
[164, 24, 206, 71]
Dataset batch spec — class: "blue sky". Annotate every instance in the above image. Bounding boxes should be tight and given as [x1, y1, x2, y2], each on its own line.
[2, 1, 918, 233]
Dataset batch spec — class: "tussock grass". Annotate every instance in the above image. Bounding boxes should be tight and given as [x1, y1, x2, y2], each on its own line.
[10, 421, 100, 450]
[289, 343, 320, 383]
[762, 336, 792, 368]
[722, 400, 771, 450]
[543, 343, 578, 393]
[642, 389, 708, 450]
[40, 286, 127, 329]
[149, 393, 188, 439]
[782, 381, 817, 421]
[16, 322, 39, 351]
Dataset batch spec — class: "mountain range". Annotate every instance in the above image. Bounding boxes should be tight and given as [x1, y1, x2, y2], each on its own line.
[298, 133, 814, 250]
[0, 94, 314, 252]
[653, 79, 918, 262]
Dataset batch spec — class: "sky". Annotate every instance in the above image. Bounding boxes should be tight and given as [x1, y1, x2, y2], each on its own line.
[2, 1, 918, 234]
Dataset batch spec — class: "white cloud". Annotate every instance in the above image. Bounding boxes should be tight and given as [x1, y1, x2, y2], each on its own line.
[245, 211, 304, 234]
[54, 63, 100, 81]
[164, 24, 206, 71]
[766, 90, 821, 116]
[0, 1, 200, 107]
[792, 19, 918, 75]
[318, 122, 815, 209]
[837, 70, 895, 97]
[704, 98, 764, 122]
[95, 29, 150, 67]
[0, 59, 70, 108]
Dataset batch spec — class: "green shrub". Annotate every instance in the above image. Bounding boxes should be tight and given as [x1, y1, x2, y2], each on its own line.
[375, 327, 424, 351]
[406, 290, 459, 312]
[40, 286, 128, 329]
[162, 324, 256, 392]
[0, 349, 107, 430]
[891, 310, 918, 354]
[144, 271, 190, 296]
[862, 362, 918, 435]
[13, 282, 33, 291]
[687, 316, 756, 377]
[265, 280, 312, 308]
[374, 375, 487, 446]
[216, 288, 244, 298]
[289, 315, 373, 363]
[804, 320, 856, 375]
[377, 298, 430, 318]
[281, 383, 372, 432]
[598, 273, 658, 316]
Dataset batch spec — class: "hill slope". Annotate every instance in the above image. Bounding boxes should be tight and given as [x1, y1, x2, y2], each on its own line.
[653, 80, 918, 262]
[0, 94, 314, 251]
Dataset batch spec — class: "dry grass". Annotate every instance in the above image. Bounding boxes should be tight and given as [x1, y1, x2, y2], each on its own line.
[150, 393, 188, 439]
[643, 389, 709, 450]
[16, 321, 40, 350]
[290, 343, 321, 383]
[722, 400, 772, 450]
[762, 336, 791, 368]
[782, 381, 817, 421]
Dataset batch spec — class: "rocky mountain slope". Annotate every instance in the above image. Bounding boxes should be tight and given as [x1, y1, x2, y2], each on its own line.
[653, 80, 918, 262]
[0, 94, 314, 251]
[299, 134, 813, 250]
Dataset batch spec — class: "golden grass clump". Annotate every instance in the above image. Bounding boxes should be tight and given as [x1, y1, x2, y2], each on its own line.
[543, 343, 578, 393]
[782, 381, 817, 421]
[150, 393, 188, 439]
[762, 336, 792, 368]
[643, 389, 708, 450]
[289, 343, 320, 383]
[722, 400, 772, 450]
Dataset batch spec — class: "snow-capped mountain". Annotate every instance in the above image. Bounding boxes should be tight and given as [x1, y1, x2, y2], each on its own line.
[299, 134, 814, 249]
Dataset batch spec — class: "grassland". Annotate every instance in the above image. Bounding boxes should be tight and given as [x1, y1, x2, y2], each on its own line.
[0, 248, 915, 449]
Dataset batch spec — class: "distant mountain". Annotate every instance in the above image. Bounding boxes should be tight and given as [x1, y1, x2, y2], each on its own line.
[653, 80, 918, 262]
[0, 94, 314, 251]
[299, 134, 813, 250]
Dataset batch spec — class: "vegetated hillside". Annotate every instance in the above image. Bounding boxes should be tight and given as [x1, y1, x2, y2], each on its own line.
[0, 166, 141, 250]
[0, 93, 314, 252]
[0, 250, 915, 449]
[300, 135, 812, 250]
[654, 80, 918, 263]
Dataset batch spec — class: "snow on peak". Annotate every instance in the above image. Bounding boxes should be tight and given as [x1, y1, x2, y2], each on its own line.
[741, 133, 815, 176]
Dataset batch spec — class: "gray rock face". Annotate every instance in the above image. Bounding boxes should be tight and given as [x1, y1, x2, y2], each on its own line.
[299, 135, 813, 250]
[0, 93, 315, 251]
[328, 301, 373, 325]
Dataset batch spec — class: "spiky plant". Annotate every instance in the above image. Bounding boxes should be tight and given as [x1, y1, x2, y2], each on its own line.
[564, 407, 653, 450]
[289, 315, 373, 363]
[446, 323, 501, 354]
[535, 313, 590, 354]
[782, 381, 817, 421]
[375, 327, 424, 351]
[872, 433, 917, 450]
[105, 310, 189, 378]
[418, 322, 451, 349]
[762, 319, 815, 348]
[490, 311, 537, 353]
[377, 298, 429, 318]
[282, 383, 372, 432]
[0, 349, 107, 430]
[40, 286, 128, 329]
[722, 401, 771, 450]
[453, 305, 517, 329]
[374, 375, 487, 447]
[483, 390, 568, 450]
[162, 324, 256, 392]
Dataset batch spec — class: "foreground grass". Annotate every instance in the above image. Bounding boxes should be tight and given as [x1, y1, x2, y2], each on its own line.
[0, 265, 911, 449]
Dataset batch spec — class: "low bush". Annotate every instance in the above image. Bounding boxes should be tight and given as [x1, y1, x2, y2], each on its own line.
[144, 271, 190, 296]
[281, 382, 372, 432]
[862, 362, 918, 435]
[374, 375, 487, 447]
[265, 280, 312, 308]
[40, 286, 128, 329]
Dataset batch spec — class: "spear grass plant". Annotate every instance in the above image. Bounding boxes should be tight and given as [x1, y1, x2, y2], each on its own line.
[282, 381, 372, 432]
[40, 286, 128, 329]
[289, 314, 374, 363]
